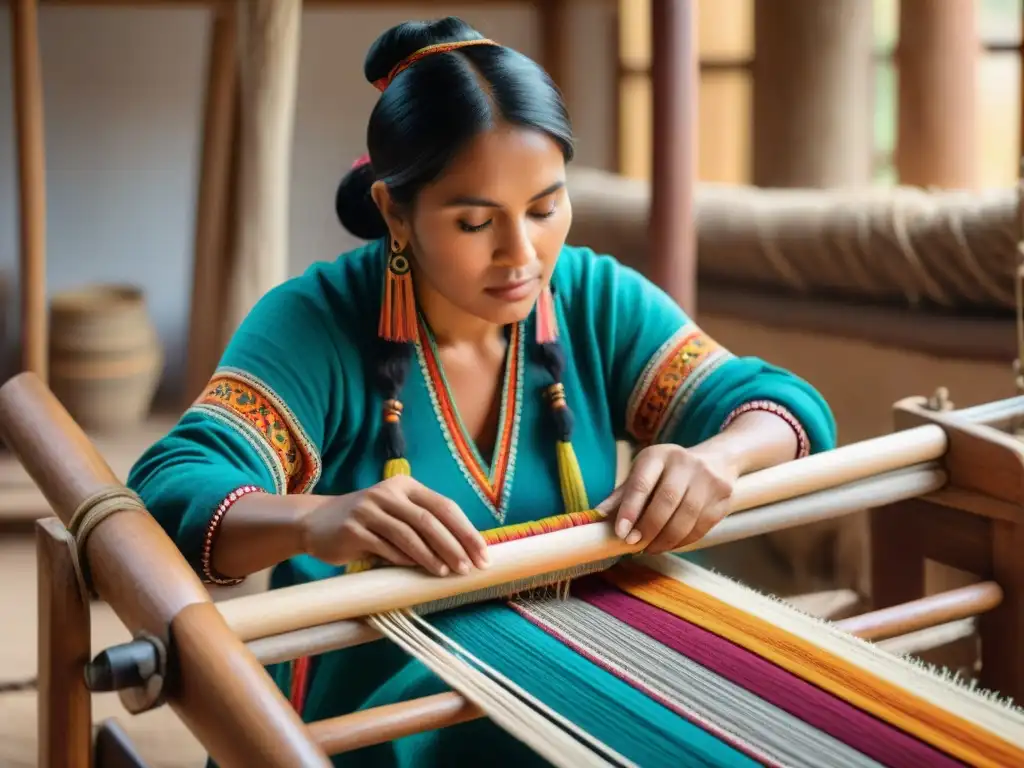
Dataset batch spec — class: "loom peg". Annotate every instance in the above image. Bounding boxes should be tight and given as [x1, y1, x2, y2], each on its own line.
[307, 692, 484, 756]
[835, 581, 1004, 641]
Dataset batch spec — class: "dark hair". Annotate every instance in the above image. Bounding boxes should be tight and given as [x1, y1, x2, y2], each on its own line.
[340, 19, 587, 515]
[334, 16, 574, 240]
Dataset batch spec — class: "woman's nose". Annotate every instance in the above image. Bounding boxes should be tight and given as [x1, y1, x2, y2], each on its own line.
[499, 220, 538, 268]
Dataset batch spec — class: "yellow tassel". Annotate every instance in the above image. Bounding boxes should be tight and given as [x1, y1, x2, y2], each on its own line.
[383, 457, 411, 479]
[555, 440, 590, 513]
[345, 558, 373, 573]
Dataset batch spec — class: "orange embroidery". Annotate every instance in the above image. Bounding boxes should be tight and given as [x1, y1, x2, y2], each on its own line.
[628, 328, 726, 444]
[419, 319, 521, 515]
[195, 373, 319, 494]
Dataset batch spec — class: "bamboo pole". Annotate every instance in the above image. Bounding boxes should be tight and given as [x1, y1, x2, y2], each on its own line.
[219, 425, 949, 641]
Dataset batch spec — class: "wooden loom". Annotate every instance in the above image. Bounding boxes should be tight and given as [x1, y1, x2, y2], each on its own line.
[1, 369, 1023, 766]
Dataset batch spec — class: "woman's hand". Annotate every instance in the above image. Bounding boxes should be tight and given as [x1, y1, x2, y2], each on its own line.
[299, 475, 490, 577]
[596, 444, 738, 554]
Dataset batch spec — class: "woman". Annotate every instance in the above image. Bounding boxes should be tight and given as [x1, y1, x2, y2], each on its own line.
[129, 16, 836, 767]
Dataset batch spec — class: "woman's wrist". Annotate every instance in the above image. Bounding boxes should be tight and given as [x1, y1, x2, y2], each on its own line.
[211, 491, 328, 580]
[689, 407, 803, 478]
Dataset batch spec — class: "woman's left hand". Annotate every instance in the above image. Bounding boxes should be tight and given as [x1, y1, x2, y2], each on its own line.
[596, 444, 738, 554]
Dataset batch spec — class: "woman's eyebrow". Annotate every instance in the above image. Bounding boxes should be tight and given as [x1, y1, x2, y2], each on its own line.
[443, 180, 565, 208]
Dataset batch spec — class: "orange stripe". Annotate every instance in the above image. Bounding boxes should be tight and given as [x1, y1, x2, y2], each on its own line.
[490, 324, 520, 496]
[482, 508, 603, 545]
[605, 561, 1024, 768]
[419, 328, 495, 497]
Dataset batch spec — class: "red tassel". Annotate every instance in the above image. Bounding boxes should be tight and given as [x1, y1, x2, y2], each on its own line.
[290, 656, 311, 715]
[536, 285, 558, 344]
[379, 248, 418, 343]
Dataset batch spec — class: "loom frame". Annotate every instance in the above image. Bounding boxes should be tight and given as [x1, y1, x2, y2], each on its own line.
[2, 369, 1023, 767]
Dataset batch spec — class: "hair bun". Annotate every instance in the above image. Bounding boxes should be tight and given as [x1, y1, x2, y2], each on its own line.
[335, 161, 387, 240]
[364, 17, 484, 85]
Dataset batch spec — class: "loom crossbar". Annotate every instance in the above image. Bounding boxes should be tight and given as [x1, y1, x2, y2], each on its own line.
[245, 463, 947, 665]
[218, 425, 949, 641]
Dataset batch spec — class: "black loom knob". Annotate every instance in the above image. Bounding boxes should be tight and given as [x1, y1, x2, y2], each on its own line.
[84, 638, 160, 692]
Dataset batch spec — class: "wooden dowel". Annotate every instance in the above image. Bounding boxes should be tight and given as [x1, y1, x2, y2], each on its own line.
[836, 582, 1004, 642]
[0, 373, 329, 768]
[37, 517, 92, 768]
[220, 425, 948, 642]
[245, 463, 946, 666]
[11, 0, 48, 382]
[308, 692, 483, 756]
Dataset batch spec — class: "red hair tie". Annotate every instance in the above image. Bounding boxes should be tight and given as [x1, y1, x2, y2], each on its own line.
[351, 153, 371, 170]
[373, 39, 499, 92]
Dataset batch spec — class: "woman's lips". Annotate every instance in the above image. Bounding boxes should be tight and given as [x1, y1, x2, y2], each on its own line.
[484, 276, 539, 302]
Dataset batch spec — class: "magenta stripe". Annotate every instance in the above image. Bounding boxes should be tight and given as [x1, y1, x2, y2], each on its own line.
[574, 578, 966, 768]
[508, 601, 782, 767]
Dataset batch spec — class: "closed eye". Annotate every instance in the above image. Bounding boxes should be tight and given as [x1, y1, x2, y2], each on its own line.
[459, 219, 492, 233]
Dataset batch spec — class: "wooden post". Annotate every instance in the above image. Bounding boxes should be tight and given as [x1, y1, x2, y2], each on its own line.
[184, 6, 240, 405]
[895, 0, 978, 188]
[869, 501, 926, 609]
[37, 517, 92, 768]
[538, 0, 569, 96]
[221, 0, 302, 345]
[979, 518, 1024, 702]
[752, 0, 873, 188]
[11, 0, 48, 382]
[648, 0, 697, 316]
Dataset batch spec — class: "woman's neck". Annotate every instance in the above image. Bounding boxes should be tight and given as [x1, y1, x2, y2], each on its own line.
[416, 280, 503, 350]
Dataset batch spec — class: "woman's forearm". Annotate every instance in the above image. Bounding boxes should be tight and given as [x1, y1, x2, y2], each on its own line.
[211, 492, 326, 579]
[689, 408, 802, 478]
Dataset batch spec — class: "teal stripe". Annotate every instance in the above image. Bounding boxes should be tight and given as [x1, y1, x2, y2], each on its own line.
[340, 602, 755, 767]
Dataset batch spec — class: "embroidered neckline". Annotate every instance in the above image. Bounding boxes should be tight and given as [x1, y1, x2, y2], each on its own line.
[415, 318, 524, 524]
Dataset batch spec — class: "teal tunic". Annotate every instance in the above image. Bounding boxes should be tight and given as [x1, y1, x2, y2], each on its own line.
[128, 242, 836, 767]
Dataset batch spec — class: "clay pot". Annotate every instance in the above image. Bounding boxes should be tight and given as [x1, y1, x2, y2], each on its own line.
[49, 285, 164, 431]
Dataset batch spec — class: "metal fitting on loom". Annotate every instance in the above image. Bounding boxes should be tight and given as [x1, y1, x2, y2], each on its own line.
[84, 631, 168, 714]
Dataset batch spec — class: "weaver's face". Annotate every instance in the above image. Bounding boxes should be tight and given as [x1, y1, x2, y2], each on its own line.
[405, 125, 572, 327]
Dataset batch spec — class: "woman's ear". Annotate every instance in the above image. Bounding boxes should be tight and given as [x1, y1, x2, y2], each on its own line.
[371, 181, 409, 247]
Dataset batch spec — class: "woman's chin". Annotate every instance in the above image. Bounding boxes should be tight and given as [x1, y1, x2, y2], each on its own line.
[478, 292, 540, 326]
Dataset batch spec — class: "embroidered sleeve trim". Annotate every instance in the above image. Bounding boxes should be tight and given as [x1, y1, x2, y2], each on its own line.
[626, 324, 732, 445]
[189, 367, 322, 494]
[720, 400, 810, 459]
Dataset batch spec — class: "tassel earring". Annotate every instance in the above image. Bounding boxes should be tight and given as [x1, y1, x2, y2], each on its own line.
[378, 237, 418, 343]
[536, 284, 558, 344]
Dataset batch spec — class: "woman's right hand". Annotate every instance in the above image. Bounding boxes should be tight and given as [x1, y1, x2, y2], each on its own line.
[299, 475, 490, 577]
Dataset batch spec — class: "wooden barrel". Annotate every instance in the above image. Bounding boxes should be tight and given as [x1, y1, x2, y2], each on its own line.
[48, 284, 164, 431]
